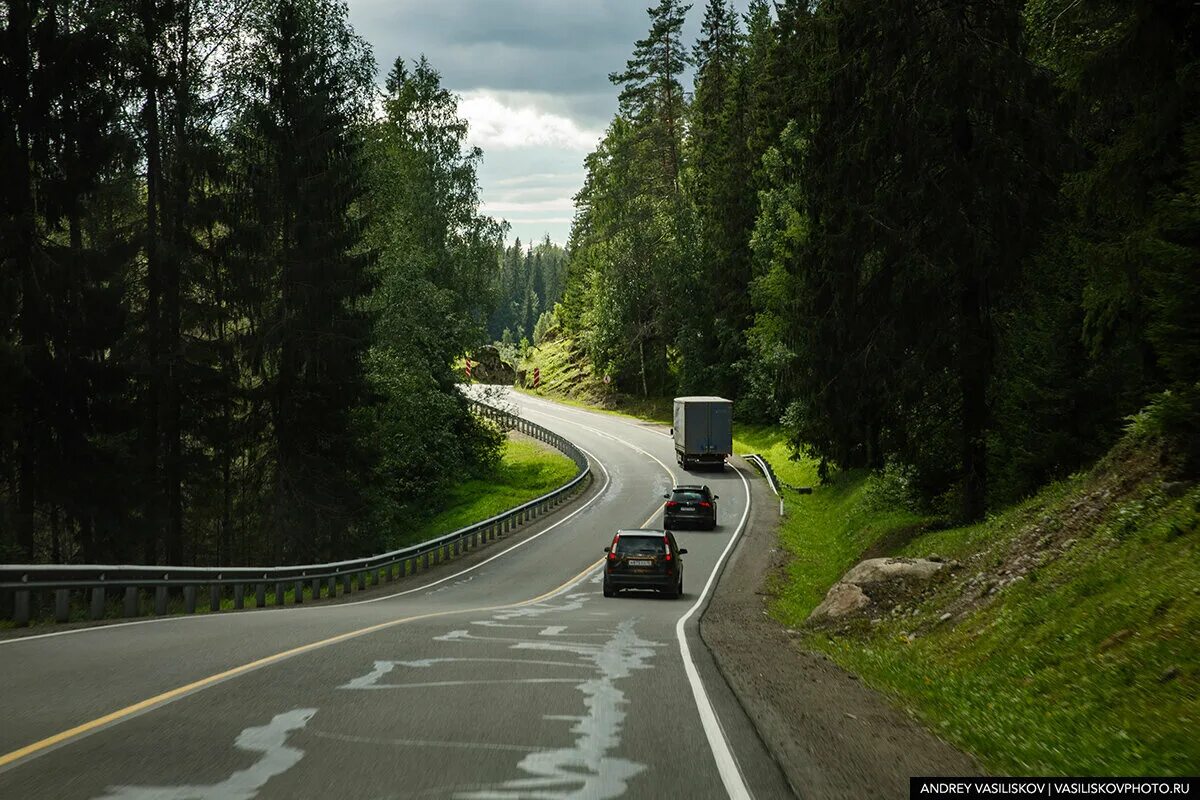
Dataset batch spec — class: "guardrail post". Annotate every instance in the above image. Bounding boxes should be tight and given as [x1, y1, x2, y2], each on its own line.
[124, 586, 138, 617]
[312, 578, 321, 600]
[255, 583, 265, 608]
[210, 584, 221, 612]
[342, 574, 352, 595]
[14, 590, 30, 626]
[55, 589, 69, 623]
[155, 585, 168, 616]
[327, 576, 336, 597]
[423, 551, 430, 570]
[357, 572, 366, 591]
[184, 586, 196, 614]
[234, 584, 245, 610]
[275, 582, 286, 606]
[295, 580, 304, 604]
[90, 586, 105, 620]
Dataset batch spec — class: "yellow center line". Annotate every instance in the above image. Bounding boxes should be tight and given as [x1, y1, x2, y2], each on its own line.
[0, 556, 606, 771]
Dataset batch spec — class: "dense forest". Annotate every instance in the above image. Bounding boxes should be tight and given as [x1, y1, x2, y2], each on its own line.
[488, 236, 568, 347]
[557, 0, 1199, 519]
[0, 0, 504, 565]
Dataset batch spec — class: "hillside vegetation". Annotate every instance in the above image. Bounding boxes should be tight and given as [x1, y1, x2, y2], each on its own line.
[781, 438, 1198, 775]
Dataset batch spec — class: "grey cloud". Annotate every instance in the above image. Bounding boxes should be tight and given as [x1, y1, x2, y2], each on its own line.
[348, 0, 753, 127]
[345, 1, 757, 244]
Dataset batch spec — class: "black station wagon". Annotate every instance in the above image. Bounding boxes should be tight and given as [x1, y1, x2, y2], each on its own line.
[663, 484, 717, 530]
[602, 529, 686, 598]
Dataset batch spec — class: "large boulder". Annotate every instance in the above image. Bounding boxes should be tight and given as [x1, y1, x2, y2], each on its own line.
[808, 557, 948, 623]
[809, 583, 871, 622]
[842, 557, 946, 586]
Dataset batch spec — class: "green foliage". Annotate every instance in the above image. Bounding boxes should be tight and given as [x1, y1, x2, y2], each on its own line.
[401, 437, 576, 547]
[0, 2, 505, 566]
[488, 236, 567, 343]
[548, 0, 1199, 520]
[532, 308, 558, 346]
[357, 56, 507, 544]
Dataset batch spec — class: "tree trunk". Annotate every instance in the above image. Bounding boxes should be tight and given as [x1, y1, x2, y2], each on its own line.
[11, 0, 38, 560]
[162, 0, 191, 565]
[959, 267, 989, 521]
[140, 0, 163, 563]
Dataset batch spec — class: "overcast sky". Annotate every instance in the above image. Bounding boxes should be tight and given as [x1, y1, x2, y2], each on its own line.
[346, 0, 751, 247]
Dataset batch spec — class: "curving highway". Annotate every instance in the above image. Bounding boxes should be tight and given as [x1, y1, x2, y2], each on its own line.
[0, 390, 794, 799]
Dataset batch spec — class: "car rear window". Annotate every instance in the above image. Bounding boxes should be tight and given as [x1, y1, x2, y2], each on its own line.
[615, 535, 667, 555]
[671, 490, 706, 502]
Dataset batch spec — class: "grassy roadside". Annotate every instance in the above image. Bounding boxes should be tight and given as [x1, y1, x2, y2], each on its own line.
[402, 435, 577, 544]
[800, 451, 1199, 775]
[507, 345, 1199, 775]
[752, 434, 1198, 775]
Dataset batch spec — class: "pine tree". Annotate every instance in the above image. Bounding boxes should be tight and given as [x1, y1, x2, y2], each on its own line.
[230, 0, 376, 561]
[610, 0, 693, 198]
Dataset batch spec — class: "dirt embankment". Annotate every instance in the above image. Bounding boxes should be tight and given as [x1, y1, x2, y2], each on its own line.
[701, 475, 978, 800]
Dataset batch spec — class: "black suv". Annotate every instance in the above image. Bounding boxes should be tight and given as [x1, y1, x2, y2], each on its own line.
[602, 529, 686, 598]
[663, 485, 717, 530]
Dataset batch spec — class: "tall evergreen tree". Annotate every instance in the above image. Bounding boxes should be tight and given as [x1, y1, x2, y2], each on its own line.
[230, 0, 376, 561]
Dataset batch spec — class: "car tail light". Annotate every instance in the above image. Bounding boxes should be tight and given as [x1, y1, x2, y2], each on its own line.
[663, 541, 672, 561]
[665, 501, 679, 509]
[699, 501, 712, 508]
[608, 534, 619, 560]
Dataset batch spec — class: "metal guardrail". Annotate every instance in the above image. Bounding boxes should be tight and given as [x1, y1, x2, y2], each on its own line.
[742, 453, 782, 496]
[742, 453, 812, 519]
[0, 400, 590, 628]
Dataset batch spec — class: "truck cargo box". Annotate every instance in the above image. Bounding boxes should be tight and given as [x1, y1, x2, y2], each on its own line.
[672, 396, 733, 470]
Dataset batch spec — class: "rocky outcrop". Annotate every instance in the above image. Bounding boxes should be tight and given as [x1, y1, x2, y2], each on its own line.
[468, 345, 517, 384]
[808, 557, 949, 623]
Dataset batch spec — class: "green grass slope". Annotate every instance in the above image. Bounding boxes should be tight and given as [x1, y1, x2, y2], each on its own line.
[794, 440, 1198, 775]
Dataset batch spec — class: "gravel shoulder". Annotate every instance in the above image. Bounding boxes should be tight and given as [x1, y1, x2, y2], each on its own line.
[701, 470, 980, 800]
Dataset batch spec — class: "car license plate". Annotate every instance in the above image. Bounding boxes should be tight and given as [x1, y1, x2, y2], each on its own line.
[628, 559, 652, 566]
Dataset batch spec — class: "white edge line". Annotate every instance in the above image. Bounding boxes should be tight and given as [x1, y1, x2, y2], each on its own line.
[0, 445, 612, 646]
[675, 462, 754, 800]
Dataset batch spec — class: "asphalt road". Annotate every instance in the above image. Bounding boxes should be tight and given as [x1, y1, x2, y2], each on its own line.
[0, 390, 794, 800]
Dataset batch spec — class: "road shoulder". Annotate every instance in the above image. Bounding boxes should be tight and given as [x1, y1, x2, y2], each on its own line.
[700, 470, 980, 800]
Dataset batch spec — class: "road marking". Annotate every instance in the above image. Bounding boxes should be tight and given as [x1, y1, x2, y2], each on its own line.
[675, 462, 754, 800]
[96, 707, 316, 800]
[0, 443, 613, 646]
[311, 730, 550, 754]
[0, 558, 604, 773]
[339, 678, 580, 690]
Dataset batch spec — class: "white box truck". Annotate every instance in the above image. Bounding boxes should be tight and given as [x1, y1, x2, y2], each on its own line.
[672, 396, 733, 470]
